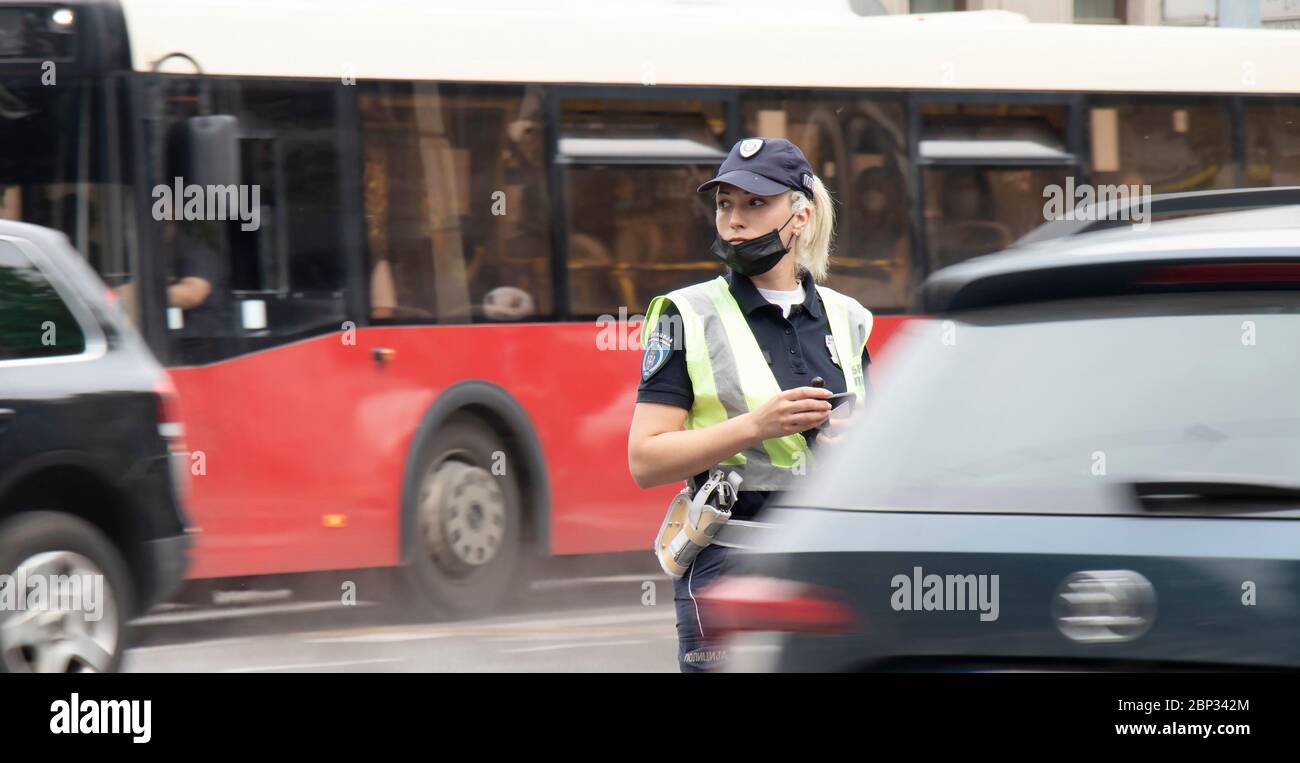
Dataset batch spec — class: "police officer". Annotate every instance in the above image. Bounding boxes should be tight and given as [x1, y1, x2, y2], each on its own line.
[627, 137, 873, 672]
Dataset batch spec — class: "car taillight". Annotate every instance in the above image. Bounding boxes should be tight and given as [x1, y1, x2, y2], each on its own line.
[154, 374, 185, 446]
[154, 373, 191, 511]
[1138, 262, 1300, 285]
[697, 576, 856, 636]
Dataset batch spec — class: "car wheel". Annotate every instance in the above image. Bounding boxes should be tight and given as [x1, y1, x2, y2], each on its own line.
[400, 417, 524, 618]
[0, 511, 133, 673]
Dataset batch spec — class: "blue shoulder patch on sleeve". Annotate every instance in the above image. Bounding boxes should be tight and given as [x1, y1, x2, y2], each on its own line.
[641, 330, 673, 382]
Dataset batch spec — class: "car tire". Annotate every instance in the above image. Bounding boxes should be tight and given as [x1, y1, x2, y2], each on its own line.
[398, 416, 525, 618]
[0, 511, 134, 673]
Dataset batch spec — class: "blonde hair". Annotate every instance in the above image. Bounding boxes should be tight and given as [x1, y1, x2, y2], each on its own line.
[789, 174, 835, 283]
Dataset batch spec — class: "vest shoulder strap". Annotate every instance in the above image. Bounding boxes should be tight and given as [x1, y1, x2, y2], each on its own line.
[814, 284, 874, 350]
[642, 277, 731, 349]
[668, 276, 729, 305]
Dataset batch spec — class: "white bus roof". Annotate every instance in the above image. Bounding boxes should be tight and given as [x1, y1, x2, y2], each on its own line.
[121, 0, 1300, 94]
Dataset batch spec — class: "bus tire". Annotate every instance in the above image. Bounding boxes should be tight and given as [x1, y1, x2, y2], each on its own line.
[0, 511, 133, 673]
[400, 417, 524, 618]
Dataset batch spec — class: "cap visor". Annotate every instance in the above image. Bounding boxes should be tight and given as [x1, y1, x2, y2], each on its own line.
[697, 170, 790, 197]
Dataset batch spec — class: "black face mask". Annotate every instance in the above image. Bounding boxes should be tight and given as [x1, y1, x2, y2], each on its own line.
[709, 213, 796, 277]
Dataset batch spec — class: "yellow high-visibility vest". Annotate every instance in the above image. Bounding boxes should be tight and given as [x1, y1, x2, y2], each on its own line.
[642, 276, 871, 490]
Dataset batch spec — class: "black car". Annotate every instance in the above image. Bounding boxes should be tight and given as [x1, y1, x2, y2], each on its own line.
[0, 220, 191, 673]
[701, 191, 1300, 672]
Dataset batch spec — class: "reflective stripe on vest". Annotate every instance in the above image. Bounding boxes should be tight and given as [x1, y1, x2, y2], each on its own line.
[642, 276, 872, 491]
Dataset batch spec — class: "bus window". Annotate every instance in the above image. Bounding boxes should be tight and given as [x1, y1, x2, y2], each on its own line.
[911, 0, 966, 10]
[1245, 102, 1300, 185]
[744, 96, 912, 312]
[560, 98, 726, 317]
[1075, 0, 1125, 23]
[1088, 100, 1235, 192]
[564, 165, 719, 317]
[919, 102, 1074, 275]
[360, 85, 553, 323]
[923, 166, 1067, 271]
[144, 77, 349, 365]
[0, 77, 135, 324]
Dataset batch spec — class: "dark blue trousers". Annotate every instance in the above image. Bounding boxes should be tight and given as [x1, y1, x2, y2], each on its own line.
[672, 542, 732, 672]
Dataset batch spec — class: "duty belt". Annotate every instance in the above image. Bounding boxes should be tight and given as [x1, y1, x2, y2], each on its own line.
[710, 517, 778, 550]
[685, 471, 780, 550]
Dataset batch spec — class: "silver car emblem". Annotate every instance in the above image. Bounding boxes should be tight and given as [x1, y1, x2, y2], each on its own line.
[1053, 570, 1156, 643]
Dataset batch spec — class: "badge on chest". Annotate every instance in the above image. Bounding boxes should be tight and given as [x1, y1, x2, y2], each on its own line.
[825, 334, 840, 367]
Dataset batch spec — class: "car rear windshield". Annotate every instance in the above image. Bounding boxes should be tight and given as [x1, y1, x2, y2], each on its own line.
[806, 291, 1300, 516]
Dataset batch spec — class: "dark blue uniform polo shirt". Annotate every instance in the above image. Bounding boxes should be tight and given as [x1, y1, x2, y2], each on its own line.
[637, 269, 871, 520]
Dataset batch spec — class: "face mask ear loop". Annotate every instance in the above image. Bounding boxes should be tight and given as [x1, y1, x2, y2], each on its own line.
[777, 211, 798, 251]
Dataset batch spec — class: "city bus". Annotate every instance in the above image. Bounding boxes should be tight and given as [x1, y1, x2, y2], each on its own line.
[2, 0, 1299, 614]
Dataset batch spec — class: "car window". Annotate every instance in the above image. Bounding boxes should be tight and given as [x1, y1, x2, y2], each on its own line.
[0, 239, 87, 361]
[804, 292, 1300, 515]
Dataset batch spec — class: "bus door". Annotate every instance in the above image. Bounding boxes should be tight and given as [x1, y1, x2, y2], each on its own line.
[138, 75, 377, 576]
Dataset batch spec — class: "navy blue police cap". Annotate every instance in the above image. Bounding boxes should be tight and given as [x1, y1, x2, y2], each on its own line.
[697, 137, 816, 198]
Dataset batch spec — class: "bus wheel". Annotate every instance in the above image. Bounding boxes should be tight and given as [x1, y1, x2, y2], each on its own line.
[0, 512, 132, 673]
[402, 418, 523, 618]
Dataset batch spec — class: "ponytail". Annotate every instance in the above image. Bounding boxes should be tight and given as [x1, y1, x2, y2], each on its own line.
[790, 174, 834, 283]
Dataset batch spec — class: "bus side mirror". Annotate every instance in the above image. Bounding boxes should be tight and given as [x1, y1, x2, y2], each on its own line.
[186, 115, 240, 188]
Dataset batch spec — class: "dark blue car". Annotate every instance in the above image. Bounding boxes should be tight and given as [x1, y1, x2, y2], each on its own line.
[701, 191, 1300, 672]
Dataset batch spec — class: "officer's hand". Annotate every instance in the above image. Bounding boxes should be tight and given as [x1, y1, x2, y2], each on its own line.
[818, 403, 862, 447]
[750, 387, 832, 442]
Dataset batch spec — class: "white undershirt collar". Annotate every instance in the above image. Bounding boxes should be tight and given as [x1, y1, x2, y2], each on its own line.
[754, 281, 806, 319]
